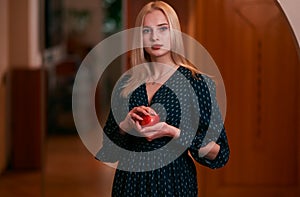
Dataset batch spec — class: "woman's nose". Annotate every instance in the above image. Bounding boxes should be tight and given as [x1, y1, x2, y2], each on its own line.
[150, 31, 159, 41]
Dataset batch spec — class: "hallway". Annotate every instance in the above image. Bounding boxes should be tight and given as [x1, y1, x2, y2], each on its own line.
[0, 135, 115, 197]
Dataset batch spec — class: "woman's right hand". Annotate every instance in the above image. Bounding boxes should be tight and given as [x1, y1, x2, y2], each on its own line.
[119, 106, 157, 134]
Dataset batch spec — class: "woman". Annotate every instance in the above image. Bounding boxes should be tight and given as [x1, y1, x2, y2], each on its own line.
[96, 1, 229, 196]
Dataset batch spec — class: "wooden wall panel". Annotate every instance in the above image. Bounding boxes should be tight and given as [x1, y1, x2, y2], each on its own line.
[195, 0, 300, 196]
[10, 68, 45, 170]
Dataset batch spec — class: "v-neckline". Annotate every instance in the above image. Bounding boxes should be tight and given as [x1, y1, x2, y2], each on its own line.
[144, 66, 181, 105]
[145, 83, 163, 106]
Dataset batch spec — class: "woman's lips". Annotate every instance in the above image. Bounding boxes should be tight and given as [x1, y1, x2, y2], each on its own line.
[151, 44, 162, 50]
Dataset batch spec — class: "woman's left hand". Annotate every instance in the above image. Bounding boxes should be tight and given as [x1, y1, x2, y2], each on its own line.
[140, 122, 180, 141]
[198, 141, 220, 160]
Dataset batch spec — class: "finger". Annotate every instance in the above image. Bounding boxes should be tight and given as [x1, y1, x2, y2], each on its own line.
[146, 107, 157, 115]
[130, 106, 149, 119]
[136, 106, 151, 116]
[130, 112, 143, 120]
[139, 106, 157, 115]
[145, 132, 159, 141]
[146, 137, 153, 142]
[135, 120, 142, 130]
[140, 122, 164, 133]
[140, 129, 162, 137]
[140, 127, 153, 133]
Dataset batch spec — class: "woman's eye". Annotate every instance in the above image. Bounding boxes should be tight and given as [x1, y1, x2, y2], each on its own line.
[142, 28, 151, 34]
[159, 26, 168, 32]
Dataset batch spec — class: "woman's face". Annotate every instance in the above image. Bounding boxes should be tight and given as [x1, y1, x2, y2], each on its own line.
[142, 9, 171, 61]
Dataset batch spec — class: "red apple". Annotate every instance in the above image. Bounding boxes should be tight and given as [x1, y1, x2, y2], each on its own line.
[139, 114, 160, 127]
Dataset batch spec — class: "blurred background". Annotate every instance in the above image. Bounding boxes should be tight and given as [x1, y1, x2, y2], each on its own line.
[0, 0, 299, 196]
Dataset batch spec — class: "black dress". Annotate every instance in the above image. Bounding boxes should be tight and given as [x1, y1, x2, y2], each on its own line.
[96, 66, 230, 197]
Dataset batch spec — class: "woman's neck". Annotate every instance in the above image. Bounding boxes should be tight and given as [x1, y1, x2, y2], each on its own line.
[150, 52, 174, 63]
[150, 56, 177, 73]
[150, 62, 177, 74]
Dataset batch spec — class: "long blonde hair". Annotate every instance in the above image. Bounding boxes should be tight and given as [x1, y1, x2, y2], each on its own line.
[121, 1, 199, 97]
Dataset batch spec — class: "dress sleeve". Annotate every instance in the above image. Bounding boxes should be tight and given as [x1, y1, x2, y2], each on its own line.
[188, 75, 230, 169]
[95, 75, 130, 163]
[95, 109, 129, 163]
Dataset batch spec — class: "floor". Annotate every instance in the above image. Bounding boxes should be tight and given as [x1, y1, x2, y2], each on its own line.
[0, 135, 115, 197]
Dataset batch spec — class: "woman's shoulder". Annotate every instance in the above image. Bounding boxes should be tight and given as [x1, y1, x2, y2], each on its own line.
[178, 66, 215, 88]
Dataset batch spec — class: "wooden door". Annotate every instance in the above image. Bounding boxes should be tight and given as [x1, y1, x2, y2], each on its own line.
[194, 0, 300, 196]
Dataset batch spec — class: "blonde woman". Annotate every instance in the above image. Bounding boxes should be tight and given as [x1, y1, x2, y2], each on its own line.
[96, 1, 229, 196]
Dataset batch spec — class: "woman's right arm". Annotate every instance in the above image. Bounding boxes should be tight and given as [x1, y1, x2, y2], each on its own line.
[95, 109, 128, 163]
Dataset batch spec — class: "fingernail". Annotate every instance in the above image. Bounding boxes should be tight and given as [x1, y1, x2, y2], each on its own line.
[150, 110, 156, 115]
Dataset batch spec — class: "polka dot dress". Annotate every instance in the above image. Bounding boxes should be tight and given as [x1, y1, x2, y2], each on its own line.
[96, 66, 230, 197]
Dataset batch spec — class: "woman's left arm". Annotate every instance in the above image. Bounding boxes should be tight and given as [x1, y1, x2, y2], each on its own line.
[190, 127, 230, 169]
[189, 75, 230, 169]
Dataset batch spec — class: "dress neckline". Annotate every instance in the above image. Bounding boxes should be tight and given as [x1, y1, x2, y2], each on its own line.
[144, 66, 181, 105]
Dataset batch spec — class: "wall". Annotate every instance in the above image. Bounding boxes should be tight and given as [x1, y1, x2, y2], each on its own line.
[64, 0, 103, 47]
[9, 0, 44, 170]
[0, 0, 43, 173]
[9, 0, 42, 69]
[0, 0, 9, 173]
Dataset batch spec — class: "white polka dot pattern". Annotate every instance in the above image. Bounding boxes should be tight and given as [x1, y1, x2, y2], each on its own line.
[96, 66, 230, 196]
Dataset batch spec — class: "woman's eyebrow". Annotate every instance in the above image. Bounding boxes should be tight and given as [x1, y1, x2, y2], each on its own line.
[157, 23, 169, 26]
[143, 23, 169, 28]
